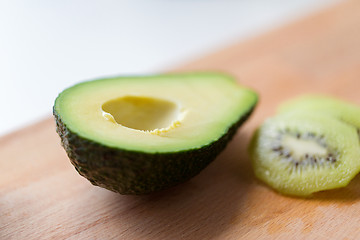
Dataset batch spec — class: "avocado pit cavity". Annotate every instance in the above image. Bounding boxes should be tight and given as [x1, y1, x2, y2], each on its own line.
[102, 96, 184, 134]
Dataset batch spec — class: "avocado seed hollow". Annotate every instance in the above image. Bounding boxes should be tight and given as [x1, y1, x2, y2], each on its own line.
[101, 96, 184, 133]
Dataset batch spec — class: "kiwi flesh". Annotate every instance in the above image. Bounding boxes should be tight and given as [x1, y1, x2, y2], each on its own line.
[250, 111, 360, 197]
[278, 95, 360, 136]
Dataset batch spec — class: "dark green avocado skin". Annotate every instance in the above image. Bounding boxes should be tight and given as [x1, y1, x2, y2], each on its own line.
[53, 105, 256, 195]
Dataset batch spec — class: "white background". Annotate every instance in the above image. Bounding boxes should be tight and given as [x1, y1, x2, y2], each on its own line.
[0, 0, 341, 136]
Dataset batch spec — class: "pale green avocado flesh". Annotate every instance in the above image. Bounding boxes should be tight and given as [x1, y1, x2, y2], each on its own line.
[54, 73, 258, 194]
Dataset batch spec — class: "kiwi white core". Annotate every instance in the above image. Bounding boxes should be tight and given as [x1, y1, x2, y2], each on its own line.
[282, 135, 327, 160]
[101, 96, 185, 134]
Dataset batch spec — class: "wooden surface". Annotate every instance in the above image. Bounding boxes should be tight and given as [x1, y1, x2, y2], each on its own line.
[2, 0, 360, 239]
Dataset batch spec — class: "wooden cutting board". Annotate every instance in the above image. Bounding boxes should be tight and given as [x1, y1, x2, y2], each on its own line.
[2, 0, 360, 239]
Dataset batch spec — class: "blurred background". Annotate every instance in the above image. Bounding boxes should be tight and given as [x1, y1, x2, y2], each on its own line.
[0, 0, 341, 137]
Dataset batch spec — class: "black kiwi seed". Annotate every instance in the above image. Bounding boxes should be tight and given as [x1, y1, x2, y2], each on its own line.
[272, 146, 282, 152]
[308, 133, 315, 138]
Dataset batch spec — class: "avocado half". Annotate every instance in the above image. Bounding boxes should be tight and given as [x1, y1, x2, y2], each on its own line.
[54, 73, 258, 194]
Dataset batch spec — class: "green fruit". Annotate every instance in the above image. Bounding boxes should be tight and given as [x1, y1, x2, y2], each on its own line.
[278, 94, 360, 133]
[249, 111, 360, 197]
[54, 73, 258, 194]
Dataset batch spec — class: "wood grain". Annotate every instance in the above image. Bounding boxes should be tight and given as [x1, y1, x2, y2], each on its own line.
[2, 0, 360, 239]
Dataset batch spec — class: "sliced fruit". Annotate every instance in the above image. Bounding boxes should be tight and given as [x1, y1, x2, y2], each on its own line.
[278, 94, 360, 133]
[249, 111, 360, 197]
[54, 72, 258, 194]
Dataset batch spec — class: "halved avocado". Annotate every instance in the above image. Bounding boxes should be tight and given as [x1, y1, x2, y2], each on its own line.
[54, 73, 258, 194]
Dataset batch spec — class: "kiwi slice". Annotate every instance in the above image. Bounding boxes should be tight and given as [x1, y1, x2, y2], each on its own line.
[278, 95, 360, 134]
[250, 111, 360, 197]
